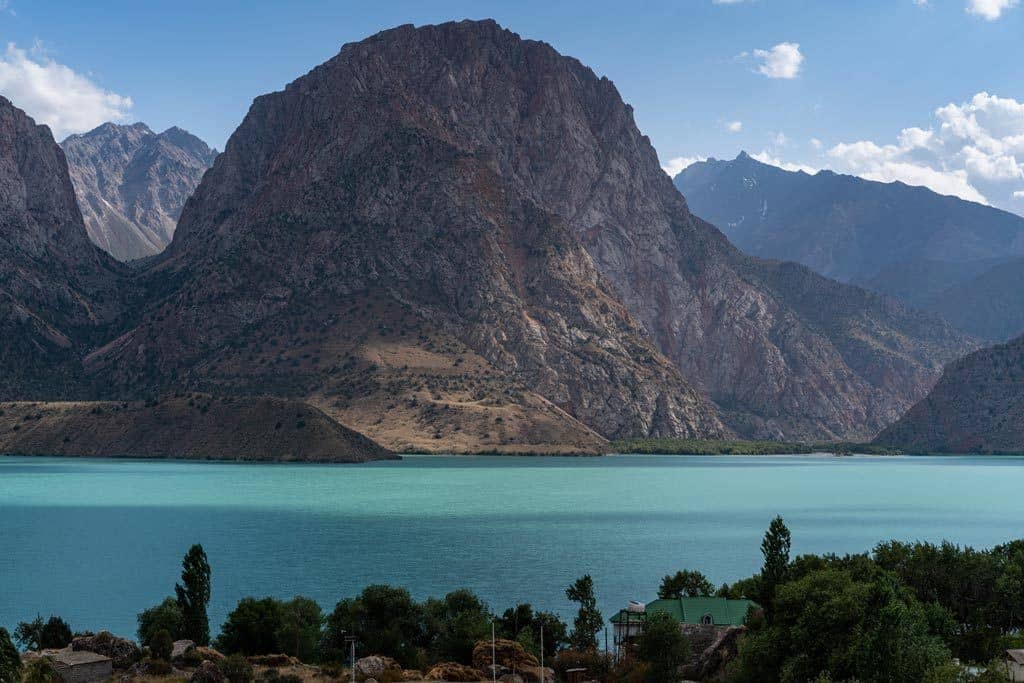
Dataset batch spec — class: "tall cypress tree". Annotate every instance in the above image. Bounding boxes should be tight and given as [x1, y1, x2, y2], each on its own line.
[565, 574, 603, 651]
[175, 544, 212, 645]
[760, 516, 791, 621]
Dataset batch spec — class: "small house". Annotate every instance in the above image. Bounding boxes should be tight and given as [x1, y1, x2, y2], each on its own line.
[610, 596, 760, 657]
[1005, 650, 1024, 682]
[49, 650, 113, 683]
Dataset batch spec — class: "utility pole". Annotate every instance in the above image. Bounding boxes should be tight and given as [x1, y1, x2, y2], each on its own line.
[539, 625, 545, 683]
[344, 635, 356, 683]
[491, 621, 497, 682]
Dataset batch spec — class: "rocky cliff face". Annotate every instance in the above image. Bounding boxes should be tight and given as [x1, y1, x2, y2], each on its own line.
[85, 20, 974, 443]
[61, 122, 216, 261]
[875, 335, 1024, 453]
[0, 96, 125, 398]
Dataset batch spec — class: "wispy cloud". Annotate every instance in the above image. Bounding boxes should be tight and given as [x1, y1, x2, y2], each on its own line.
[726, 120, 743, 133]
[0, 42, 133, 139]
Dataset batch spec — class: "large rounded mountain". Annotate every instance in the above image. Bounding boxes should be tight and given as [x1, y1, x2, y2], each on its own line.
[89, 20, 973, 446]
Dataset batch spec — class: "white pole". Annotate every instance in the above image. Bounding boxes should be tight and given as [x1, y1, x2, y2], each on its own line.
[491, 621, 497, 682]
[540, 625, 545, 683]
[350, 639, 355, 683]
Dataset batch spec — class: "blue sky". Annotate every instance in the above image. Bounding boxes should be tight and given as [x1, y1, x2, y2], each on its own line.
[2, 0, 1023, 213]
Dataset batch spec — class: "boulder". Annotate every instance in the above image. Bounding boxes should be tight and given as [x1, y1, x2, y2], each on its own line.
[195, 646, 225, 663]
[402, 670, 425, 681]
[680, 625, 746, 682]
[355, 655, 402, 679]
[519, 665, 554, 683]
[190, 660, 225, 683]
[472, 639, 539, 672]
[172, 640, 196, 661]
[71, 631, 141, 669]
[425, 662, 487, 681]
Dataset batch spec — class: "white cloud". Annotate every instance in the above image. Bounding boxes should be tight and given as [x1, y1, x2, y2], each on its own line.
[726, 120, 743, 133]
[965, 0, 1019, 20]
[751, 43, 804, 79]
[810, 138, 823, 150]
[823, 92, 1024, 210]
[1014, 190, 1024, 199]
[913, 0, 930, 6]
[661, 155, 706, 177]
[0, 42, 132, 139]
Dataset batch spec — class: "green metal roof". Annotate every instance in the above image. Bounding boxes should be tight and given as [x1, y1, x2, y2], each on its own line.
[610, 597, 758, 626]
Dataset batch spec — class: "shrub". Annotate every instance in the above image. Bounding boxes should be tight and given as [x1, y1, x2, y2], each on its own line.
[138, 596, 184, 646]
[151, 629, 173, 662]
[0, 628, 21, 683]
[39, 617, 72, 650]
[637, 612, 689, 682]
[219, 654, 254, 683]
[22, 657, 59, 683]
[146, 658, 173, 676]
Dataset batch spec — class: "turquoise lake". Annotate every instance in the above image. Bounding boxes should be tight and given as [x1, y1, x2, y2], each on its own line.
[2, 454, 1024, 640]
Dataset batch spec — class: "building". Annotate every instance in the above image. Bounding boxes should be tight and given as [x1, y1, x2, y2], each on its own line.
[48, 650, 113, 683]
[1005, 650, 1024, 682]
[610, 596, 760, 657]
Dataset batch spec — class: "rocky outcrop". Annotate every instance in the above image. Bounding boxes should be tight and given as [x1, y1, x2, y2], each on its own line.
[680, 625, 746, 682]
[190, 660, 224, 683]
[61, 122, 216, 261]
[425, 661, 487, 681]
[0, 96, 127, 400]
[472, 639, 539, 672]
[71, 631, 141, 669]
[875, 335, 1024, 453]
[0, 394, 395, 462]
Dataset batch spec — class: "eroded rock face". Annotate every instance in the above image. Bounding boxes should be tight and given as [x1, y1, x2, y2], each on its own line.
[91, 21, 728, 443]
[71, 631, 140, 670]
[61, 122, 216, 261]
[875, 334, 1024, 453]
[147, 19, 971, 442]
[0, 97, 126, 399]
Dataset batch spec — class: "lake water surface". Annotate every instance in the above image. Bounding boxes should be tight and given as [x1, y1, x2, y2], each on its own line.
[2, 454, 1023, 640]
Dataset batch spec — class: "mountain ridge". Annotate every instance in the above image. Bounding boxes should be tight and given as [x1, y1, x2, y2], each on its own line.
[675, 152, 1024, 341]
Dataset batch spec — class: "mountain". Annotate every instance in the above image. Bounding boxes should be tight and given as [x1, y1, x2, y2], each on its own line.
[875, 335, 1024, 453]
[921, 256, 1024, 342]
[61, 122, 217, 261]
[83, 20, 973, 444]
[0, 96, 126, 399]
[675, 153, 1024, 340]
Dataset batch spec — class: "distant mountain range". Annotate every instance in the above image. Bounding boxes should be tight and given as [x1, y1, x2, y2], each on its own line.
[0, 21, 980, 456]
[61, 122, 216, 261]
[675, 153, 1024, 341]
[876, 334, 1024, 453]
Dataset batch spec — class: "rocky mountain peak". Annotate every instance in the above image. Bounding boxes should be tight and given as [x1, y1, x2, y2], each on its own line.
[60, 121, 216, 261]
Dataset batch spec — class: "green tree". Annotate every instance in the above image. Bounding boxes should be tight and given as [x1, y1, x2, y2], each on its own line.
[323, 585, 425, 667]
[565, 575, 603, 651]
[137, 597, 184, 646]
[0, 628, 21, 683]
[497, 604, 567, 661]
[637, 611, 689, 683]
[14, 616, 43, 651]
[39, 617, 72, 650]
[175, 544, 212, 645]
[760, 516, 792, 619]
[657, 570, 714, 599]
[217, 597, 285, 655]
[729, 567, 952, 683]
[276, 596, 324, 662]
[424, 589, 492, 664]
[150, 629, 174, 662]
